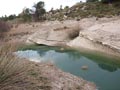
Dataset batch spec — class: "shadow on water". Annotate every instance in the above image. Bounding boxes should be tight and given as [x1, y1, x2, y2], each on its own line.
[78, 51, 120, 72]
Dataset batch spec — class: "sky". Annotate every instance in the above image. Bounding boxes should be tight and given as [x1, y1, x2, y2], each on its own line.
[0, 0, 86, 17]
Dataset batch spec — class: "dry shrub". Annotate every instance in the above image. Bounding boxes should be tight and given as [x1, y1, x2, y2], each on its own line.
[0, 43, 50, 90]
[0, 44, 27, 89]
[0, 21, 10, 39]
[0, 21, 10, 32]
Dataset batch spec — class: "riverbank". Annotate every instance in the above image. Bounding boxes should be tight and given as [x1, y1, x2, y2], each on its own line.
[27, 17, 120, 57]
[16, 45, 120, 90]
[0, 43, 97, 90]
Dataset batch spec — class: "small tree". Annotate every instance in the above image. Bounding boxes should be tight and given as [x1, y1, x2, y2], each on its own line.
[8, 14, 16, 20]
[60, 5, 63, 10]
[87, 0, 99, 2]
[101, 0, 119, 3]
[64, 6, 69, 10]
[0, 15, 8, 21]
[21, 8, 32, 22]
[34, 1, 46, 21]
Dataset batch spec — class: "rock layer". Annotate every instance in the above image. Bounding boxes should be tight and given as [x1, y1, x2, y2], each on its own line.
[68, 18, 120, 56]
[28, 17, 120, 57]
[28, 20, 80, 46]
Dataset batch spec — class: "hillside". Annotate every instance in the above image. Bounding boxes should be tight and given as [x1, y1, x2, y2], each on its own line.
[46, 2, 120, 20]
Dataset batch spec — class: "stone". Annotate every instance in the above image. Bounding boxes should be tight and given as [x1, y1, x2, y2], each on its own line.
[81, 65, 88, 70]
[60, 48, 64, 51]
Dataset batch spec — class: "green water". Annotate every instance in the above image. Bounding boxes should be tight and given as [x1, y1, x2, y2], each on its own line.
[16, 45, 120, 90]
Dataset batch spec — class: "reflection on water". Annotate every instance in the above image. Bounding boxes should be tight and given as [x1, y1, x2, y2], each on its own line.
[98, 63, 117, 72]
[16, 45, 120, 90]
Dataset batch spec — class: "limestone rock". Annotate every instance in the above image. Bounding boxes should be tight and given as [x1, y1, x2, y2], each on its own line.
[68, 18, 120, 56]
[28, 20, 80, 46]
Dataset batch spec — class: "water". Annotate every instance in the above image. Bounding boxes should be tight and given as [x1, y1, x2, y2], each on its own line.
[16, 45, 120, 90]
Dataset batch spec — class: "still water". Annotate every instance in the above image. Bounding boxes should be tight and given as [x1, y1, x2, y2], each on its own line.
[16, 45, 120, 90]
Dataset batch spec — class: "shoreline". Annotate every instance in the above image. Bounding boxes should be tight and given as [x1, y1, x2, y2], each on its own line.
[0, 42, 97, 90]
[27, 17, 120, 59]
[67, 36, 120, 59]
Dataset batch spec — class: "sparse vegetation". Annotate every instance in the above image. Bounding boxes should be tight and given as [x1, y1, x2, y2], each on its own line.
[33, 1, 46, 21]
[20, 8, 32, 22]
[45, 1, 120, 20]
[0, 21, 10, 39]
[0, 43, 51, 90]
[1, 1, 120, 22]
[0, 44, 27, 89]
[71, 2, 120, 18]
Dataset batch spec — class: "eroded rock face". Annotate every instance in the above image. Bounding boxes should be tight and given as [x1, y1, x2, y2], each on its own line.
[68, 18, 120, 56]
[28, 20, 80, 46]
[28, 17, 120, 56]
[80, 19, 120, 52]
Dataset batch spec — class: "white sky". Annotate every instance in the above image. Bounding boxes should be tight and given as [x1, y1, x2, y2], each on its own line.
[0, 0, 85, 17]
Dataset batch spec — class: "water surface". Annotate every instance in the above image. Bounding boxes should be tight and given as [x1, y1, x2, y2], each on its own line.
[16, 45, 120, 90]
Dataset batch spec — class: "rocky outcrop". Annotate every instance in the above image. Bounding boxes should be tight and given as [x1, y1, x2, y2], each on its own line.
[27, 17, 120, 57]
[68, 18, 120, 56]
[81, 19, 120, 52]
[27, 20, 80, 46]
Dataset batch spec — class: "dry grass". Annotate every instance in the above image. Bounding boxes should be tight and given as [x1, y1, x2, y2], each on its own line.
[0, 21, 10, 32]
[0, 43, 51, 90]
[0, 44, 28, 89]
[0, 21, 10, 39]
